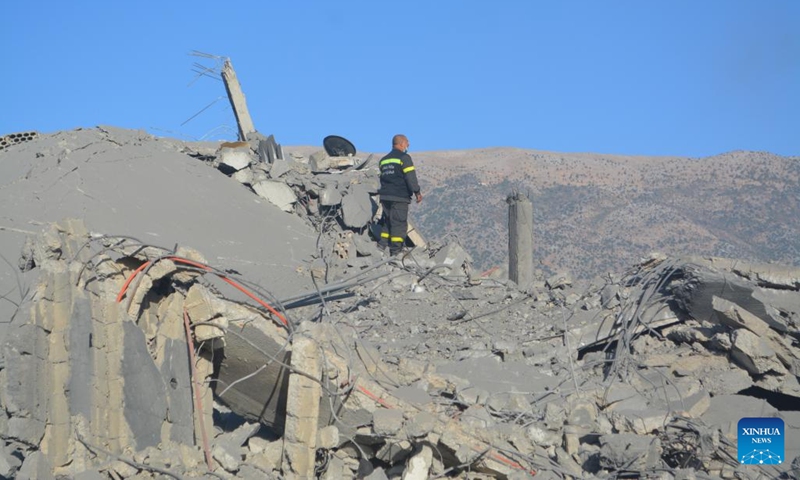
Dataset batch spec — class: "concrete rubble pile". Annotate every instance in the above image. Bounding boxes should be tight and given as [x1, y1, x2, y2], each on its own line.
[0, 219, 532, 479]
[0, 128, 799, 479]
[188, 133, 442, 282]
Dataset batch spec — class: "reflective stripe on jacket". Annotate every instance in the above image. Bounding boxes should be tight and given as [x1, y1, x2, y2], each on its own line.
[378, 148, 420, 203]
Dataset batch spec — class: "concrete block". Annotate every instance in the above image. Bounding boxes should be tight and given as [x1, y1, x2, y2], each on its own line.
[270, 159, 292, 178]
[555, 447, 584, 478]
[563, 425, 580, 456]
[246, 440, 282, 471]
[212, 443, 241, 473]
[218, 146, 252, 172]
[310, 151, 356, 172]
[402, 445, 433, 480]
[731, 328, 786, 375]
[406, 411, 436, 439]
[317, 425, 339, 449]
[609, 403, 670, 434]
[460, 405, 495, 430]
[219, 422, 261, 448]
[177, 443, 203, 471]
[160, 337, 194, 445]
[7, 417, 46, 447]
[375, 439, 413, 464]
[319, 455, 350, 480]
[2, 324, 47, 417]
[233, 168, 254, 185]
[0, 445, 21, 478]
[319, 185, 342, 206]
[599, 433, 662, 470]
[700, 367, 753, 396]
[353, 232, 381, 257]
[310, 151, 331, 172]
[252, 180, 297, 212]
[526, 424, 561, 447]
[601, 383, 640, 407]
[543, 401, 567, 429]
[456, 386, 489, 405]
[248, 436, 270, 454]
[568, 398, 598, 427]
[546, 272, 572, 289]
[564, 292, 581, 305]
[331, 156, 356, 169]
[185, 284, 226, 324]
[341, 186, 373, 228]
[122, 320, 167, 449]
[372, 408, 404, 436]
[16, 451, 55, 480]
[433, 242, 472, 276]
[668, 389, 711, 419]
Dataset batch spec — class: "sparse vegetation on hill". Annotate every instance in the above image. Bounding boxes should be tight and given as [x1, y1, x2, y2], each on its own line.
[412, 149, 800, 279]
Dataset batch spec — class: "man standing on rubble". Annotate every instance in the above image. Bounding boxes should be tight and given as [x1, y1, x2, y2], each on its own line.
[378, 134, 422, 255]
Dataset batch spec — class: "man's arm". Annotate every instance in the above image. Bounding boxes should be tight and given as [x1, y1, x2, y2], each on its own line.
[402, 154, 421, 202]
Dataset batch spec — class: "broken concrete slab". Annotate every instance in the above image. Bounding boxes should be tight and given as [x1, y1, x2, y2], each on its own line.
[402, 445, 433, 480]
[218, 144, 252, 172]
[0, 446, 21, 478]
[599, 433, 662, 470]
[16, 451, 55, 480]
[713, 296, 800, 374]
[269, 158, 292, 178]
[341, 185, 373, 229]
[317, 425, 339, 450]
[4, 126, 800, 479]
[310, 151, 357, 172]
[233, 167, 254, 185]
[372, 409, 404, 436]
[671, 259, 795, 332]
[319, 185, 343, 206]
[252, 180, 297, 212]
[432, 242, 472, 277]
[730, 328, 787, 375]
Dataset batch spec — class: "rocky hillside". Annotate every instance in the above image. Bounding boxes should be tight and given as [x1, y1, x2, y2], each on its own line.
[411, 148, 800, 280]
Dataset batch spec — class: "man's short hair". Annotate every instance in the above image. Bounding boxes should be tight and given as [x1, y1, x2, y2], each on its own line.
[392, 134, 408, 147]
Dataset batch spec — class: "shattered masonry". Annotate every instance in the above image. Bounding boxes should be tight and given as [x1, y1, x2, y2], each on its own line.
[0, 128, 799, 479]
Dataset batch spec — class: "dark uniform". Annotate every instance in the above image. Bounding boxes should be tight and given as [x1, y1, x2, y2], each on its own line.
[378, 148, 420, 255]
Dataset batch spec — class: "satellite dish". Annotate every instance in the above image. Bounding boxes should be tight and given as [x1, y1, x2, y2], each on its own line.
[323, 135, 356, 157]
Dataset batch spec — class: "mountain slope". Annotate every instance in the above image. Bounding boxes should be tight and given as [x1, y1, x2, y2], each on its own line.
[411, 148, 800, 279]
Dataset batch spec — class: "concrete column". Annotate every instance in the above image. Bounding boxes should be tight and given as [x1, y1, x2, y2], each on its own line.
[507, 192, 534, 290]
[221, 59, 256, 141]
[282, 336, 322, 480]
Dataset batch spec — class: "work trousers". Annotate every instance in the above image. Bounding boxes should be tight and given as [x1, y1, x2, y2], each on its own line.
[378, 200, 409, 255]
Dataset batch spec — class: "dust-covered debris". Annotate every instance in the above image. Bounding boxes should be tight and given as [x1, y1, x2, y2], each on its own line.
[1, 129, 799, 479]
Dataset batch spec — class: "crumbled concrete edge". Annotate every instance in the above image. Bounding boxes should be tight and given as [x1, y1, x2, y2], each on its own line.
[3, 221, 800, 479]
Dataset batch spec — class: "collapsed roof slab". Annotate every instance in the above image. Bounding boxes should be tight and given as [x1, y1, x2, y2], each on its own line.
[0, 128, 318, 300]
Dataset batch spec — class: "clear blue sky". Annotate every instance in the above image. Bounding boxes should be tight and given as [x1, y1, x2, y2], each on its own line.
[2, 1, 798, 157]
